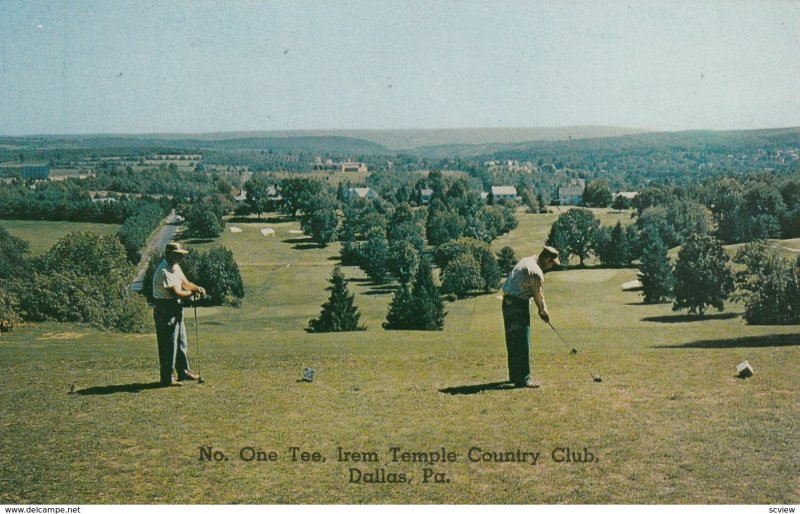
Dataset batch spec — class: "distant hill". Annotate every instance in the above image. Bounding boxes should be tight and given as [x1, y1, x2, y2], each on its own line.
[1, 134, 391, 156]
[3, 126, 798, 161]
[408, 126, 800, 159]
[129, 126, 649, 150]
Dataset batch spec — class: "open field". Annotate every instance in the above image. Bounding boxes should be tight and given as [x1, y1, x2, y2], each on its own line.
[0, 219, 120, 255]
[1, 210, 798, 504]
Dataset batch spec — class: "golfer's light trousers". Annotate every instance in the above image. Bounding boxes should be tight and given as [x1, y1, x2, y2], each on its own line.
[502, 296, 531, 384]
[153, 300, 190, 383]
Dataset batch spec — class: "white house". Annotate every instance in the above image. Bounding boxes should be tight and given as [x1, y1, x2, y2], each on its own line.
[491, 186, 518, 203]
[419, 188, 434, 204]
[343, 187, 379, 203]
[558, 179, 586, 205]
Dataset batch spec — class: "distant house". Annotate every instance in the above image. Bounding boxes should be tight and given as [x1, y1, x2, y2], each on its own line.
[90, 192, 118, 203]
[266, 185, 282, 201]
[419, 188, 434, 204]
[234, 184, 281, 202]
[491, 186, 519, 203]
[343, 187, 379, 203]
[480, 192, 489, 203]
[558, 179, 586, 205]
[339, 161, 368, 173]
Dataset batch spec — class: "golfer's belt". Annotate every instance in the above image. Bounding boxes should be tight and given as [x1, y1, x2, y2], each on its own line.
[153, 298, 183, 306]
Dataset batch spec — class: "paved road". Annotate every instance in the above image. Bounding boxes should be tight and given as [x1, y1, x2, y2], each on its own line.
[130, 210, 180, 292]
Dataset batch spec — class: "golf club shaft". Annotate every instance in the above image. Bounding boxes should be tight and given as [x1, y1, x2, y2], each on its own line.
[547, 322, 600, 381]
[193, 302, 201, 379]
[547, 322, 575, 352]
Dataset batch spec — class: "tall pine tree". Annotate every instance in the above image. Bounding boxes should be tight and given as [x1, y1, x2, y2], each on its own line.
[384, 259, 446, 330]
[308, 265, 366, 332]
[637, 227, 674, 304]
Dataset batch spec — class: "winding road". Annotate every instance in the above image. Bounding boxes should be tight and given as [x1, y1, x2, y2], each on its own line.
[130, 210, 181, 292]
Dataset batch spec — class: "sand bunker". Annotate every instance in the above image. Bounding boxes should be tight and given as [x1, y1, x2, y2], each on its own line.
[288, 229, 304, 234]
[229, 226, 242, 233]
[260, 228, 276, 237]
[621, 279, 643, 291]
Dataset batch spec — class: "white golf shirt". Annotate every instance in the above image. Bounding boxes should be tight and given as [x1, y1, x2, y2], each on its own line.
[152, 259, 188, 300]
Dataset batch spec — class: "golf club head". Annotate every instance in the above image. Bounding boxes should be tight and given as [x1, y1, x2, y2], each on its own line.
[593, 375, 603, 383]
[198, 376, 205, 384]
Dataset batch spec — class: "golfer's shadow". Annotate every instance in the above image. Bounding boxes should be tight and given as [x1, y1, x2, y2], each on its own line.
[75, 382, 164, 395]
[439, 381, 516, 395]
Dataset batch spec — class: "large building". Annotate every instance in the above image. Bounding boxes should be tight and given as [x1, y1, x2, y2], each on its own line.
[338, 161, 368, 173]
[22, 165, 50, 180]
[313, 157, 368, 173]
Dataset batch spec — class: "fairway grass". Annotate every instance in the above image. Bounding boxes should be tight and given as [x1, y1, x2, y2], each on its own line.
[1, 219, 120, 255]
[1, 211, 798, 504]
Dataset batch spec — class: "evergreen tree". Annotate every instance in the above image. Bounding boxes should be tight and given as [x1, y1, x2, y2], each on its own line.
[595, 221, 630, 267]
[637, 227, 674, 304]
[308, 265, 366, 333]
[383, 284, 414, 330]
[672, 233, 734, 316]
[384, 259, 446, 330]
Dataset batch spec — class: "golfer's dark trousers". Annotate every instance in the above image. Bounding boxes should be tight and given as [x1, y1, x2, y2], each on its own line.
[502, 295, 531, 384]
[153, 299, 190, 383]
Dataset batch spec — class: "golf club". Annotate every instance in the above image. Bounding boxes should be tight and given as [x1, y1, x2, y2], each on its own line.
[547, 321, 603, 383]
[548, 321, 578, 354]
[192, 299, 205, 384]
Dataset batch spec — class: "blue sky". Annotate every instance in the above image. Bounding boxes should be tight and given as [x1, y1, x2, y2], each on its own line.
[1, 0, 799, 135]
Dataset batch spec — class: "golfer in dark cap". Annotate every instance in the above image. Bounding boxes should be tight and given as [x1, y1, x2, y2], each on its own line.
[152, 242, 206, 387]
[501, 245, 560, 388]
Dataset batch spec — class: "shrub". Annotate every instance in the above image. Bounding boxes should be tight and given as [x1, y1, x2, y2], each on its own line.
[441, 253, 483, 298]
[16, 232, 149, 332]
[0, 286, 21, 332]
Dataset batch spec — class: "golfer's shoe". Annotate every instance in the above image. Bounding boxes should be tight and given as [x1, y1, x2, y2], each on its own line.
[514, 379, 541, 389]
[178, 371, 200, 381]
[161, 379, 183, 387]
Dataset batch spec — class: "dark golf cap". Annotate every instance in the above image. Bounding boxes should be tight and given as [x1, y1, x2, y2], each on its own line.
[165, 242, 189, 255]
[540, 245, 560, 264]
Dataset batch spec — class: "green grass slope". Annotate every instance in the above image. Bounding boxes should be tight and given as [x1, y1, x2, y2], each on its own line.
[0, 212, 798, 504]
